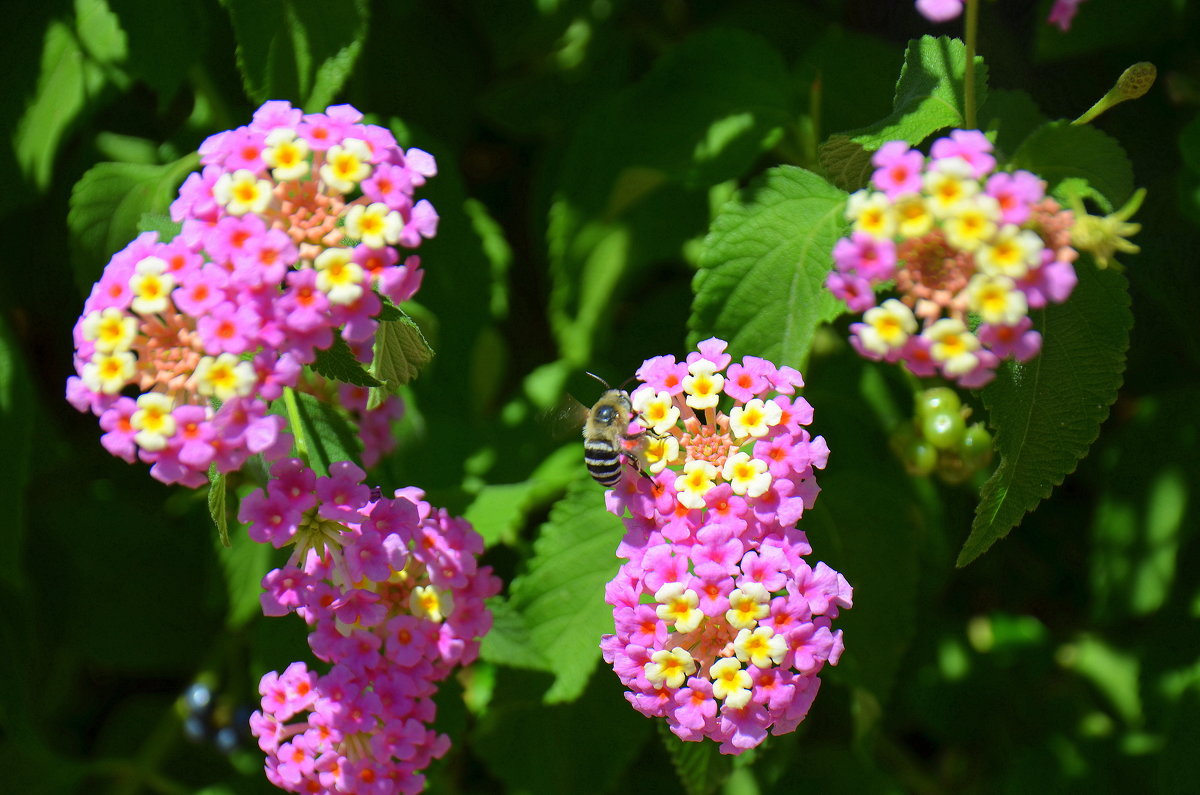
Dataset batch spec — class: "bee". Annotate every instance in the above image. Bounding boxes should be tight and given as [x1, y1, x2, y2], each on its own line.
[582, 374, 650, 487]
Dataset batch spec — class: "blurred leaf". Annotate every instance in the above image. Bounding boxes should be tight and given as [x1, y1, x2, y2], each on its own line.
[223, 0, 369, 110]
[659, 721, 732, 795]
[471, 667, 650, 794]
[817, 135, 874, 193]
[311, 335, 383, 388]
[14, 18, 110, 190]
[690, 165, 847, 368]
[465, 444, 579, 548]
[549, 28, 793, 363]
[207, 471, 230, 548]
[1062, 634, 1142, 724]
[0, 314, 33, 587]
[1012, 121, 1134, 207]
[136, 212, 183, 242]
[288, 390, 362, 477]
[1160, 684, 1200, 791]
[844, 35, 988, 150]
[67, 155, 200, 291]
[107, 0, 205, 99]
[976, 89, 1048, 157]
[482, 475, 624, 703]
[217, 508, 273, 630]
[367, 310, 434, 409]
[960, 265, 1131, 566]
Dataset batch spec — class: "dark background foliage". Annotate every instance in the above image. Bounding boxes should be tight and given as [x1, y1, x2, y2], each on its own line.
[1, 0, 1198, 792]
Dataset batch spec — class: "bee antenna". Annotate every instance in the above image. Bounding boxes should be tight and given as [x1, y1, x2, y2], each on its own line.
[585, 371, 612, 389]
[618, 375, 637, 390]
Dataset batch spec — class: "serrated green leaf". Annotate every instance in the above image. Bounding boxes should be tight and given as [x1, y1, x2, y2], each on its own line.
[817, 135, 874, 193]
[67, 155, 200, 291]
[287, 390, 362, 477]
[843, 35, 988, 150]
[488, 475, 625, 703]
[1011, 121, 1134, 207]
[976, 89, 1048, 157]
[659, 721, 732, 795]
[208, 471, 230, 548]
[223, 0, 368, 110]
[690, 165, 847, 367]
[311, 336, 383, 388]
[367, 313, 434, 408]
[959, 264, 1132, 566]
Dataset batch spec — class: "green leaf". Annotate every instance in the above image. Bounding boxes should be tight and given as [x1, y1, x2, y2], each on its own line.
[217, 502, 274, 630]
[14, 20, 109, 191]
[67, 155, 200, 291]
[659, 721, 733, 795]
[1011, 121, 1134, 207]
[959, 264, 1132, 566]
[482, 475, 624, 703]
[464, 444, 580, 547]
[107, 0, 205, 99]
[817, 135, 874, 193]
[548, 28, 793, 363]
[223, 0, 369, 110]
[287, 390, 362, 477]
[843, 35, 988, 150]
[310, 336, 383, 388]
[367, 311, 434, 409]
[207, 471, 230, 548]
[136, 212, 183, 242]
[976, 89, 1048, 157]
[690, 165, 847, 367]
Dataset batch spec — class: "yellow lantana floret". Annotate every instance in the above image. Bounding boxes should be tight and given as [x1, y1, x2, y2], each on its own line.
[345, 202, 403, 249]
[734, 626, 788, 669]
[191, 353, 256, 401]
[129, 257, 175, 316]
[263, 128, 311, 181]
[82, 307, 137, 353]
[314, 247, 365, 305]
[728, 398, 781, 439]
[130, 392, 176, 451]
[682, 359, 723, 410]
[654, 583, 704, 634]
[632, 389, 680, 435]
[674, 460, 718, 510]
[858, 298, 917, 356]
[845, 190, 897, 240]
[319, 138, 372, 193]
[923, 158, 978, 218]
[894, 193, 934, 238]
[722, 452, 771, 498]
[82, 350, 137, 395]
[944, 195, 1000, 252]
[410, 584, 453, 622]
[643, 434, 680, 474]
[645, 647, 696, 690]
[213, 169, 273, 216]
[725, 583, 770, 630]
[975, 224, 1044, 279]
[709, 657, 752, 708]
[967, 274, 1028, 326]
[923, 318, 981, 376]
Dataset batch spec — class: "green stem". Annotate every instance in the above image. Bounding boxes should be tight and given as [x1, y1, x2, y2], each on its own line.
[963, 0, 980, 129]
[283, 386, 309, 461]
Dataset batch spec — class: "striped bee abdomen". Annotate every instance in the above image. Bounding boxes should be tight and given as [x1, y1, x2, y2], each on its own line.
[584, 439, 624, 486]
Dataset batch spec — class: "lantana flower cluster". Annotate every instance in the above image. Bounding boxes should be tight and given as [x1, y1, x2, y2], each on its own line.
[600, 339, 852, 754]
[244, 460, 500, 793]
[826, 129, 1077, 388]
[66, 100, 434, 486]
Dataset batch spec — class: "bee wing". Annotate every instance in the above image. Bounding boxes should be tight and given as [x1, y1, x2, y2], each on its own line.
[542, 393, 590, 440]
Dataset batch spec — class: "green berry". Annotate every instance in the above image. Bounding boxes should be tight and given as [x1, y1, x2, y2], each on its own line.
[905, 438, 938, 476]
[937, 452, 972, 485]
[916, 387, 961, 420]
[960, 423, 994, 469]
[922, 409, 966, 450]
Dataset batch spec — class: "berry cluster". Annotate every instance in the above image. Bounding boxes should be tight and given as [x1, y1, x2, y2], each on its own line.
[891, 387, 994, 484]
[601, 339, 852, 754]
[244, 460, 500, 793]
[826, 130, 1077, 388]
[66, 101, 434, 486]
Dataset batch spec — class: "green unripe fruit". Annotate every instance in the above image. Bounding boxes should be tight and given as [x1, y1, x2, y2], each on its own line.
[905, 438, 938, 476]
[922, 409, 966, 450]
[917, 387, 961, 420]
[960, 423, 994, 469]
